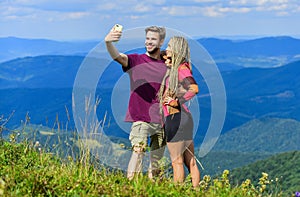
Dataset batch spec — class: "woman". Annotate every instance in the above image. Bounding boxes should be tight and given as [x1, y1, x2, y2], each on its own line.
[158, 36, 200, 187]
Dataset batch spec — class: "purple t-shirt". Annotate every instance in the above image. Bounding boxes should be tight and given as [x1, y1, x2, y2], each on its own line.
[122, 53, 167, 124]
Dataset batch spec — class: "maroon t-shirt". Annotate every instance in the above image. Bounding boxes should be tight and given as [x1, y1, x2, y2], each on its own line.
[122, 53, 167, 124]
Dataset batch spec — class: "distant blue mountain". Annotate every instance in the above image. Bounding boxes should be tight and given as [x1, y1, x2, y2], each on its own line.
[216, 62, 243, 71]
[1, 55, 300, 144]
[2, 36, 300, 69]
[198, 36, 300, 56]
[1, 36, 300, 144]
[220, 60, 300, 132]
[0, 37, 98, 63]
[0, 55, 84, 88]
[198, 36, 300, 68]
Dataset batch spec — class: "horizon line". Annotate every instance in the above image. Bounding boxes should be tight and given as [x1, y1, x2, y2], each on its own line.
[1, 34, 300, 42]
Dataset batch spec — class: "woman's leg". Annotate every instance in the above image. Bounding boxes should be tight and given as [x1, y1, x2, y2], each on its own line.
[167, 141, 185, 184]
[184, 141, 200, 187]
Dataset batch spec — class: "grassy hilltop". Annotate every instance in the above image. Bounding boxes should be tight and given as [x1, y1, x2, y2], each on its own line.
[1, 126, 299, 196]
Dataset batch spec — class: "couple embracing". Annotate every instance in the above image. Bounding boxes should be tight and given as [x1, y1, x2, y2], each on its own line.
[105, 25, 200, 187]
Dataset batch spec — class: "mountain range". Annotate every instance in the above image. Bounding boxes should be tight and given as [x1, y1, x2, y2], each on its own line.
[1, 36, 300, 68]
[1, 36, 299, 194]
[199, 117, 300, 175]
[1, 36, 300, 193]
[0, 55, 84, 88]
[0, 37, 96, 63]
[198, 36, 300, 68]
[1, 36, 300, 146]
[0, 56, 299, 153]
[212, 117, 300, 154]
[230, 150, 300, 193]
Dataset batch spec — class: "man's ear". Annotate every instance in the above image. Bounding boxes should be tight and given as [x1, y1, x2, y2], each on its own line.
[159, 39, 164, 47]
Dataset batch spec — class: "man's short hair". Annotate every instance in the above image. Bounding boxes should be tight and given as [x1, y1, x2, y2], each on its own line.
[145, 26, 166, 41]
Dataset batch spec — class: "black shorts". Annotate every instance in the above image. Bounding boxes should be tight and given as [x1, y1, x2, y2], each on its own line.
[164, 111, 194, 142]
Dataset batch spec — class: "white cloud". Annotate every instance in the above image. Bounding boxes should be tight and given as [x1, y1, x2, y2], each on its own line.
[276, 11, 289, 16]
[202, 6, 224, 17]
[256, 0, 289, 5]
[267, 4, 288, 11]
[162, 6, 208, 17]
[1, 0, 300, 39]
[162, 4, 253, 18]
[193, 0, 219, 2]
[160, 0, 298, 18]
[228, 0, 300, 16]
[142, 0, 166, 5]
[130, 15, 142, 20]
[134, 4, 151, 13]
[230, 0, 294, 5]
[219, 7, 251, 13]
[229, 0, 248, 5]
[2, 0, 299, 21]
[95, 2, 116, 11]
[65, 12, 90, 19]
[2, 0, 100, 12]
[295, 5, 300, 12]
[0, 5, 37, 21]
[255, 1, 300, 16]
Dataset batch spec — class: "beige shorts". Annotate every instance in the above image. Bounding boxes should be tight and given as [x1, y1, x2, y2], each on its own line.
[129, 121, 165, 150]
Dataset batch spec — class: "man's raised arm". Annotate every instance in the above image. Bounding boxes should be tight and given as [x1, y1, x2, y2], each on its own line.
[105, 25, 128, 67]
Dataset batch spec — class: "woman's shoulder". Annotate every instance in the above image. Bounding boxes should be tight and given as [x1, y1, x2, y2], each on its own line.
[178, 62, 192, 80]
[178, 62, 191, 70]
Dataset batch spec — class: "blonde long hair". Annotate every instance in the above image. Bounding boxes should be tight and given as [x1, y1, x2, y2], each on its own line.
[158, 36, 191, 113]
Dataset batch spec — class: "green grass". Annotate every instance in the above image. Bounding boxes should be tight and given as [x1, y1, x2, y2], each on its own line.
[0, 138, 290, 197]
[0, 109, 295, 196]
[230, 151, 300, 194]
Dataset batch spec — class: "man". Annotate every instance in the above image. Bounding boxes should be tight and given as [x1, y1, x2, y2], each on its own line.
[105, 25, 167, 179]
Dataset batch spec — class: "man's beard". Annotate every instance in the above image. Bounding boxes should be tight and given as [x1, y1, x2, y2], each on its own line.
[147, 46, 159, 54]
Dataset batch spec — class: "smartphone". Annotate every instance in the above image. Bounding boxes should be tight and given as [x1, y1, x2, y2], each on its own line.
[114, 24, 123, 32]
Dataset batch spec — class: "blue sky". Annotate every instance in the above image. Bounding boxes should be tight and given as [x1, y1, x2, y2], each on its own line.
[1, 0, 300, 41]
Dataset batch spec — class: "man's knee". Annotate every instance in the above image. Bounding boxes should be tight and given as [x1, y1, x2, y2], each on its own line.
[172, 156, 184, 165]
[189, 157, 197, 166]
[133, 144, 145, 154]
